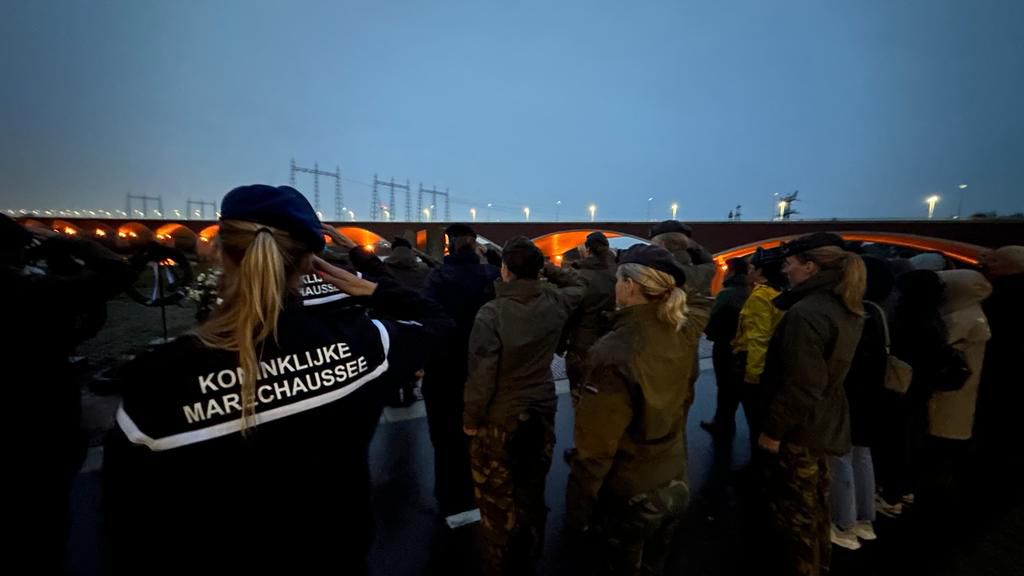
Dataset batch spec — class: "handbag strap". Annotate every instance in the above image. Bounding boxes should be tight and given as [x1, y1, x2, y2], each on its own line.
[865, 300, 891, 355]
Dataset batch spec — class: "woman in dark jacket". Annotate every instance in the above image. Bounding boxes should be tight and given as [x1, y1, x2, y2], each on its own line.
[874, 268, 947, 517]
[567, 245, 711, 575]
[103, 185, 451, 575]
[758, 233, 866, 576]
[828, 256, 893, 549]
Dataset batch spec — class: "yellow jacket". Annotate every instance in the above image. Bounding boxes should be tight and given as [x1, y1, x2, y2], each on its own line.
[731, 283, 784, 384]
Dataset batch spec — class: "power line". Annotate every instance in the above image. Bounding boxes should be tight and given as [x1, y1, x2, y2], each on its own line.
[290, 159, 343, 219]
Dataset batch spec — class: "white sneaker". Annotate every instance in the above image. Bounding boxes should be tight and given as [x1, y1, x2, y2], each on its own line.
[852, 521, 877, 541]
[875, 494, 903, 518]
[831, 526, 862, 551]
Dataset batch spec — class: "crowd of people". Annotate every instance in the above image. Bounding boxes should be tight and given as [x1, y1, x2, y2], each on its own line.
[701, 235, 1023, 574]
[2, 183, 1020, 576]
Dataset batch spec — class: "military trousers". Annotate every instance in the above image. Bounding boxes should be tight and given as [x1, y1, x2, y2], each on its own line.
[767, 443, 832, 576]
[470, 411, 555, 576]
[593, 479, 690, 576]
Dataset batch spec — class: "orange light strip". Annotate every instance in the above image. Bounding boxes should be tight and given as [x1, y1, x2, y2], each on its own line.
[710, 232, 985, 294]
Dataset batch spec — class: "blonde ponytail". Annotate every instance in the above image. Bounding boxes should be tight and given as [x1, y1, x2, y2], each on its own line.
[802, 247, 866, 317]
[196, 221, 309, 434]
[617, 263, 689, 331]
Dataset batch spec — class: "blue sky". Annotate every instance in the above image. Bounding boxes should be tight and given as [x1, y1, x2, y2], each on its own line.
[1, 0, 1021, 221]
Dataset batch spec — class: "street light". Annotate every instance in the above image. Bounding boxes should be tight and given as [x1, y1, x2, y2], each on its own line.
[957, 184, 968, 219]
[487, 202, 493, 222]
[588, 204, 597, 222]
[523, 206, 530, 221]
[555, 200, 561, 222]
[348, 210, 356, 221]
[670, 203, 678, 220]
[470, 207, 477, 222]
[647, 197, 654, 221]
[422, 208, 430, 221]
[926, 195, 940, 219]
[778, 201, 787, 220]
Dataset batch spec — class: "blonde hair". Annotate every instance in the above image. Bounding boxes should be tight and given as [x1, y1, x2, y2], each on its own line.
[617, 263, 688, 331]
[799, 246, 866, 317]
[195, 220, 311, 433]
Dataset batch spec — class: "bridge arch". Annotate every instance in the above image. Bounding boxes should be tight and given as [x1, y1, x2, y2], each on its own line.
[80, 220, 116, 239]
[333, 226, 385, 249]
[155, 223, 198, 251]
[530, 229, 649, 261]
[116, 222, 155, 245]
[710, 231, 986, 293]
[51, 219, 84, 237]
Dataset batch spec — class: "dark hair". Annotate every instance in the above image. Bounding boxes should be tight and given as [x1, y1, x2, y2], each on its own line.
[451, 235, 477, 255]
[391, 236, 412, 250]
[893, 269, 947, 367]
[727, 257, 749, 276]
[502, 236, 544, 279]
[754, 259, 787, 290]
[484, 246, 503, 268]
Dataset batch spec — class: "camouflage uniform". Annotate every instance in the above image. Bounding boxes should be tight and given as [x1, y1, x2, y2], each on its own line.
[595, 480, 690, 576]
[470, 412, 555, 576]
[768, 443, 832, 576]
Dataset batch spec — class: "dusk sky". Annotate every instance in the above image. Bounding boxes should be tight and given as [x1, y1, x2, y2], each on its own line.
[2, 0, 1021, 222]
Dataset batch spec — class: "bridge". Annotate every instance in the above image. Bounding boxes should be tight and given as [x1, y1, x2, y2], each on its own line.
[18, 216, 1022, 268]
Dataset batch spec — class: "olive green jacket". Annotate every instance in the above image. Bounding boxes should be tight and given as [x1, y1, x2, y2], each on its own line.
[463, 268, 585, 429]
[566, 295, 710, 529]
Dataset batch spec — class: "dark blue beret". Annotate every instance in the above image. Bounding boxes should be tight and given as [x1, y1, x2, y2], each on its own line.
[618, 244, 687, 288]
[220, 185, 324, 252]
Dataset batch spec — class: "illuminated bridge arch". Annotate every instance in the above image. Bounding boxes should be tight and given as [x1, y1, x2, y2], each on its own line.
[116, 222, 155, 244]
[710, 231, 986, 293]
[155, 223, 199, 251]
[530, 228, 650, 259]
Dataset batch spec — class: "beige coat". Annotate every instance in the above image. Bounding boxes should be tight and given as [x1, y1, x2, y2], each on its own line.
[928, 270, 992, 440]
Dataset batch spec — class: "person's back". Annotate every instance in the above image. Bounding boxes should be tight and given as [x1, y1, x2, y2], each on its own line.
[385, 243, 431, 291]
[701, 258, 750, 436]
[105, 301, 399, 572]
[582, 285, 706, 496]
[927, 269, 992, 440]
[423, 243, 499, 352]
[464, 263, 584, 426]
[463, 237, 584, 576]
[102, 185, 450, 574]
[564, 235, 618, 355]
[567, 245, 705, 574]
[420, 225, 500, 514]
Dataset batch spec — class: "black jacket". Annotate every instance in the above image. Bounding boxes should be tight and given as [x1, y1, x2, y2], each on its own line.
[102, 282, 451, 575]
[704, 273, 749, 344]
[845, 301, 888, 446]
[760, 269, 863, 455]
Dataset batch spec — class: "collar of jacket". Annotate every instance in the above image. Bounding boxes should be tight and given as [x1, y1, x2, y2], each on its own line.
[386, 246, 419, 268]
[495, 278, 543, 301]
[443, 250, 481, 267]
[610, 300, 661, 329]
[773, 268, 842, 311]
[723, 273, 748, 288]
[576, 253, 615, 271]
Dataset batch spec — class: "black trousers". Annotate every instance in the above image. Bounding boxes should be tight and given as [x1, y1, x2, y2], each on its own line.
[711, 343, 742, 430]
[422, 372, 475, 516]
